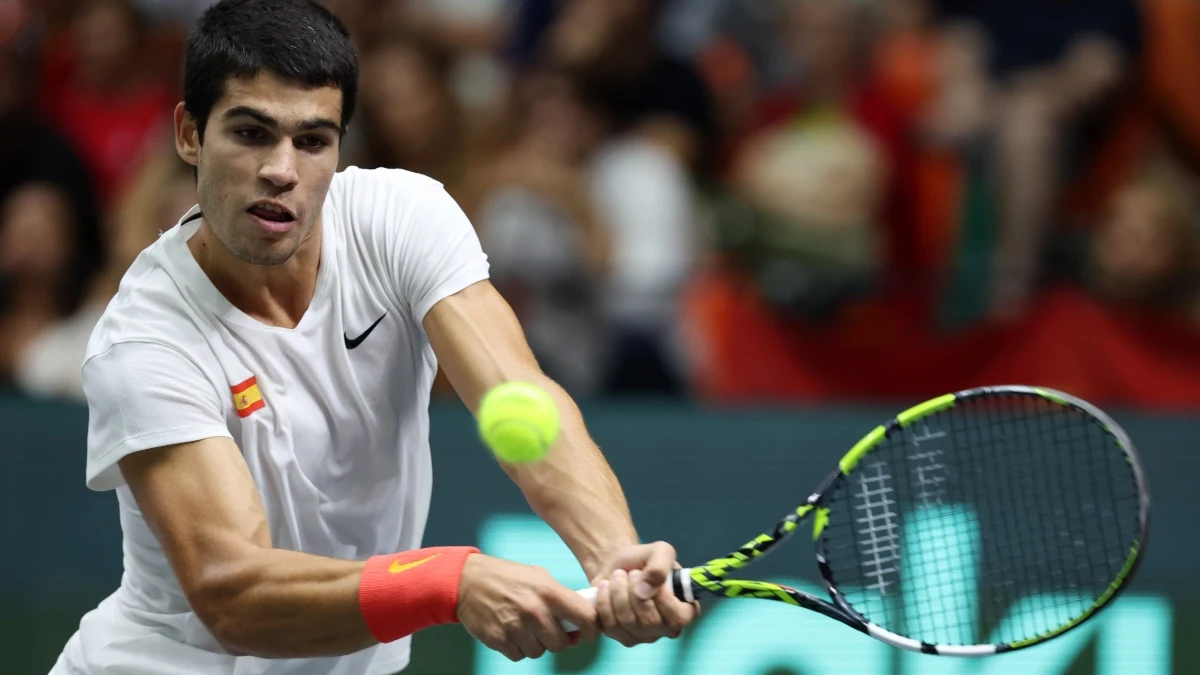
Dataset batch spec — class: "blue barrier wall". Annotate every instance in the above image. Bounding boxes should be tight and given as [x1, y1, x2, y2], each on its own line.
[2, 393, 1194, 674]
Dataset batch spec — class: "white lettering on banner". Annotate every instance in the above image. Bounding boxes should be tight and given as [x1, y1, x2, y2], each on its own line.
[474, 515, 1171, 675]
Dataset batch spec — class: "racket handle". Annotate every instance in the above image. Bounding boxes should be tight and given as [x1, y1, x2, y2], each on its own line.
[558, 569, 695, 632]
[560, 586, 598, 632]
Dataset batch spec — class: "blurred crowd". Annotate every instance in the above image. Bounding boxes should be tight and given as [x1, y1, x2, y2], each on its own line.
[3, 0, 1200, 406]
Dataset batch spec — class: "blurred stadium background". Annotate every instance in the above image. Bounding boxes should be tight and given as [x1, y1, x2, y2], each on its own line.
[2, 0, 1198, 672]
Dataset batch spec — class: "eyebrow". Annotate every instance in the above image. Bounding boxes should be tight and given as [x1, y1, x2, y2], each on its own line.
[223, 106, 340, 134]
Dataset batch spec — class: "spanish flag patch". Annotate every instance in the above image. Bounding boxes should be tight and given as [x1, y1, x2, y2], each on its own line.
[232, 376, 266, 418]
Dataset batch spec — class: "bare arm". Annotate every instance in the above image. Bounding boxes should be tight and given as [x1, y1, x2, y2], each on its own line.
[424, 280, 640, 579]
[117, 438, 374, 658]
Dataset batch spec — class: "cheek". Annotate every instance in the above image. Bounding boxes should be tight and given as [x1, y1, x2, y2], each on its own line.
[302, 160, 339, 212]
[197, 149, 248, 208]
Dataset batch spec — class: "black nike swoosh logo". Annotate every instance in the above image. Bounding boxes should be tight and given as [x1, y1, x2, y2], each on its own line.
[344, 312, 387, 350]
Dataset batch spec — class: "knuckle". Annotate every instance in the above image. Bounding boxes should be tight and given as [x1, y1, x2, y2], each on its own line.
[532, 579, 556, 599]
[517, 598, 543, 618]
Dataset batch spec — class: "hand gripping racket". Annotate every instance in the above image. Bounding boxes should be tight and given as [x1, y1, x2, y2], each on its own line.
[563, 386, 1150, 655]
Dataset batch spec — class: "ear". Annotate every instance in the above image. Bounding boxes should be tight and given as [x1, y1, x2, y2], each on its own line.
[174, 102, 200, 168]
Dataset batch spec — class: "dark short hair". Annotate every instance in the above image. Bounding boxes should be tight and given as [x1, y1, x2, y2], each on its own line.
[184, 0, 359, 141]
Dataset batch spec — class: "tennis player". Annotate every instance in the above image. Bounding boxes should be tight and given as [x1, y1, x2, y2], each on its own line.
[49, 1, 697, 673]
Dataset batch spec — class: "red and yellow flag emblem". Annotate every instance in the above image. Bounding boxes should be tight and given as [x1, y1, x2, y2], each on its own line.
[231, 376, 265, 418]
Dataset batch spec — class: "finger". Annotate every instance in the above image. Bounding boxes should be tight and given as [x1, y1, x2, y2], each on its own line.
[595, 577, 638, 646]
[609, 569, 639, 631]
[594, 579, 615, 628]
[511, 629, 545, 660]
[608, 542, 677, 592]
[498, 641, 524, 663]
[547, 583, 600, 642]
[527, 606, 570, 654]
[654, 592, 696, 638]
[628, 570, 664, 629]
[637, 542, 677, 589]
[594, 579, 622, 636]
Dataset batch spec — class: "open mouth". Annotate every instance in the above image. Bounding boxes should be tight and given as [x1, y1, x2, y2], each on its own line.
[247, 203, 295, 223]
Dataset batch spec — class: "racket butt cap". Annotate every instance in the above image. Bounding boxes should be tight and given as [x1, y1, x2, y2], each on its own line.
[674, 568, 696, 602]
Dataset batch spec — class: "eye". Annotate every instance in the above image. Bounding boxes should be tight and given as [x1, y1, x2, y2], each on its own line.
[236, 128, 266, 141]
[296, 135, 329, 150]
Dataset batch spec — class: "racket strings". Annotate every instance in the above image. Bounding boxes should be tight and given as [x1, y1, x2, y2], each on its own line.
[822, 392, 1141, 647]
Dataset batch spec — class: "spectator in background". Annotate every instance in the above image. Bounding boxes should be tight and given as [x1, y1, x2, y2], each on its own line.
[0, 0, 95, 217]
[714, 0, 903, 323]
[522, 0, 708, 393]
[927, 0, 1143, 321]
[542, 0, 717, 170]
[352, 34, 473, 196]
[462, 67, 613, 395]
[36, 0, 174, 211]
[404, 0, 518, 56]
[0, 183, 88, 387]
[0, 1, 105, 395]
[330, 0, 516, 123]
[1083, 153, 1200, 324]
[589, 128, 699, 394]
[12, 145, 193, 400]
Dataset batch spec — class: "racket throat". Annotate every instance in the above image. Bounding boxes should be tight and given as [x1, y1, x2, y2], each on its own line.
[673, 568, 697, 603]
[808, 468, 845, 507]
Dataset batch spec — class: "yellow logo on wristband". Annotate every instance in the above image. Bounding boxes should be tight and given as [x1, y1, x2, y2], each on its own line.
[389, 553, 440, 574]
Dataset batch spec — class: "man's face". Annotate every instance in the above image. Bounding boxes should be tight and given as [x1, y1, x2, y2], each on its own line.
[176, 70, 342, 266]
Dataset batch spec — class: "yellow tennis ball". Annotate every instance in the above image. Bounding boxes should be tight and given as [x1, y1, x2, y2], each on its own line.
[477, 381, 560, 464]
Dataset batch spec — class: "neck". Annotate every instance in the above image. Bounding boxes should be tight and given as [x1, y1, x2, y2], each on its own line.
[187, 220, 323, 329]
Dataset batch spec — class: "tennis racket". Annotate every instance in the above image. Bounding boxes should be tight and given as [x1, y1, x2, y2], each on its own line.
[563, 385, 1150, 656]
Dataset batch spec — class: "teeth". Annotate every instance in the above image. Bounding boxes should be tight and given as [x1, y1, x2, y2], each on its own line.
[260, 204, 284, 213]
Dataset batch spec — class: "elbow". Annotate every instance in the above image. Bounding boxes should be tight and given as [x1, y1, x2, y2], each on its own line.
[186, 567, 266, 657]
[199, 609, 256, 657]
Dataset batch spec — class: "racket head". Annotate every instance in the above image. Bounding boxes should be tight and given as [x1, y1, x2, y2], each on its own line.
[811, 385, 1149, 655]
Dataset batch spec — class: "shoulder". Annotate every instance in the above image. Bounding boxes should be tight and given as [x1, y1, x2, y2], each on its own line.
[327, 165, 446, 218]
[326, 165, 477, 257]
[84, 232, 209, 366]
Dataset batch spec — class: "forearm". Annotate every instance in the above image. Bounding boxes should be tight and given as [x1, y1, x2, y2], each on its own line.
[119, 437, 469, 660]
[424, 282, 641, 578]
[192, 548, 373, 658]
[503, 374, 640, 579]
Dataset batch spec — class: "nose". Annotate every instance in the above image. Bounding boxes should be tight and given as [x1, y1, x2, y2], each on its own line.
[259, 141, 299, 189]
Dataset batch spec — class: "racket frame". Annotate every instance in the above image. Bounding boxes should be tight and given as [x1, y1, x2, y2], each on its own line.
[669, 385, 1150, 656]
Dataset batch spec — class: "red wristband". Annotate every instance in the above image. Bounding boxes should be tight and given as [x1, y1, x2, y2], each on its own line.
[358, 546, 479, 643]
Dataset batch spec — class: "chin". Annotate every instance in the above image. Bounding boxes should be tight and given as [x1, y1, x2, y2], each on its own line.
[232, 239, 301, 266]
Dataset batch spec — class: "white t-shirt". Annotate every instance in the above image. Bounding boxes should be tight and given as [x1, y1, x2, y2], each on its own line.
[51, 167, 490, 675]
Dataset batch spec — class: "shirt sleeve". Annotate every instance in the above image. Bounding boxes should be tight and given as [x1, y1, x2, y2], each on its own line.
[340, 167, 490, 324]
[82, 341, 233, 492]
[386, 177, 491, 323]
